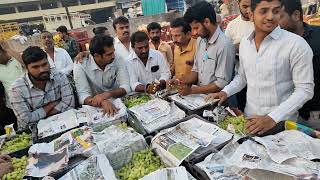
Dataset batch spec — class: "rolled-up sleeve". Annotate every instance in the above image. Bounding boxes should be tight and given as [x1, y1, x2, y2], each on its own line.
[116, 57, 131, 93]
[268, 39, 314, 123]
[73, 62, 92, 104]
[159, 53, 171, 81]
[9, 87, 46, 128]
[214, 40, 235, 88]
[54, 74, 75, 112]
[126, 59, 142, 91]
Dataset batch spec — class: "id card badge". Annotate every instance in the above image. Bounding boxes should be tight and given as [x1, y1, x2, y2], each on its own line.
[204, 51, 209, 61]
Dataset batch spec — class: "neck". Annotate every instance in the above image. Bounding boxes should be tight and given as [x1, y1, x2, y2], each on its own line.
[207, 25, 218, 41]
[294, 21, 305, 36]
[254, 28, 271, 50]
[119, 36, 130, 44]
[0, 57, 11, 65]
[152, 40, 160, 45]
[180, 39, 191, 51]
[45, 47, 54, 53]
[29, 75, 47, 89]
[63, 35, 69, 41]
[241, 15, 250, 21]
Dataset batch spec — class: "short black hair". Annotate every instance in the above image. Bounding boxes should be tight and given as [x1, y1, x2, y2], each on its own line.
[22, 46, 47, 66]
[184, 1, 217, 24]
[40, 31, 53, 37]
[251, 0, 282, 11]
[93, 26, 108, 35]
[89, 35, 114, 56]
[113, 16, 129, 30]
[147, 22, 161, 32]
[281, 0, 303, 20]
[170, 18, 191, 34]
[131, 31, 149, 48]
[56, 26, 68, 33]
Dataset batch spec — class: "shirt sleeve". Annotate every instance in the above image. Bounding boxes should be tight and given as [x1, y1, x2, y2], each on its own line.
[159, 53, 171, 81]
[54, 74, 75, 112]
[9, 86, 46, 126]
[223, 41, 247, 96]
[73, 62, 92, 104]
[116, 57, 131, 93]
[214, 40, 236, 88]
[61, 49, 74, 75]
[166, 44, 174, 65]
[126, 59, 142, 91]
[268, 39, 314, 123]
[192, 38, 202, 73]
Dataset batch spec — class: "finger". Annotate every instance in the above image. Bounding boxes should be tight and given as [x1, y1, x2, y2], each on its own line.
[246, 119, 258, 132]
[218, 96, 227, 106]
[250, 125, 263, 135]
[246, 115, 259, 120]
[0, 159, 6, 163]
[204, 94, 215, 102]
[0, 154, 11, 161]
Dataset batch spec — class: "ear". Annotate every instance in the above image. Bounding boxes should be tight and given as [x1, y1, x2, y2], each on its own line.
[249, 9, 254, 22]
[291, 10, 301, 22]
[93, 53, 101, 59]
[204, 18, 211, 26]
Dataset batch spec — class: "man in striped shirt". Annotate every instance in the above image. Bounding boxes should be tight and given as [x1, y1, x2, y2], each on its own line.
[9, 46, 75, 129]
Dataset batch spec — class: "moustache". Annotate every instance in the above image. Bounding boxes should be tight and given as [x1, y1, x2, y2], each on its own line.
[123, 32, 129, 35]
[152, 36, 160, 41]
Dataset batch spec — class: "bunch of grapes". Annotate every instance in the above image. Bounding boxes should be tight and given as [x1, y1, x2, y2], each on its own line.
[117, 122, 128, 129]
[219, 115, 247, 134]
[116, 148, 165, 180]
[1, 132, 32, 154]
[2, 156, 28, 180]
[124, 95, 151, 108]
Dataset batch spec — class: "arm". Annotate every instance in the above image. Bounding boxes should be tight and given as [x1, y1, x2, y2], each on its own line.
[166, 44, 174, 66]
[159, 53, 171, 81]
[53, 74, 75, 112]
[190, 83, 221, 94]
[268, 41, 314, 123]
[0, 41, 24, 67]
[126, 60, 143, 92]
[73, 62, 92, 104]
[61, 50, 74, 75]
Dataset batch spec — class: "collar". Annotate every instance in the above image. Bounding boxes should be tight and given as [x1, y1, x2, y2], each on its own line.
[303, 23, 314, 38]
[26, 72, 54, 89]
[114, 37, 121, 44]
[247, 26, 281, 41]
[89, 55, 114, 71]
[131, 49, 155, 62]
[180, 38, 195, 54]
[208, 26, 222, 44]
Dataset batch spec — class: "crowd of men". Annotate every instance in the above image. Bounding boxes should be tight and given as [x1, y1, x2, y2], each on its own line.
[0, 0, 319, 149]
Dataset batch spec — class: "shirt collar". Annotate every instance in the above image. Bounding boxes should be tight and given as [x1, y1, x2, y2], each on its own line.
[25, 72, 54, 89]
[114, 37, 121, 44]
[89, 55, 114, 71]
[132, 49, 155, 62]
[303, 23, 313, 38]
[208, 26, 222, 44]
[247, 26, 282, 41]
[180, 38, 195, 54]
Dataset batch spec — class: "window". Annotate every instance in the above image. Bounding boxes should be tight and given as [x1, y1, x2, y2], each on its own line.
[18, 4, 38, 12]
[0, 7, 15, 15]
[41, 2, 58, 10]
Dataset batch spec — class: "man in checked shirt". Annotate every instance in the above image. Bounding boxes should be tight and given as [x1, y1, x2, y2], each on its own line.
[9, 46, 75, 129]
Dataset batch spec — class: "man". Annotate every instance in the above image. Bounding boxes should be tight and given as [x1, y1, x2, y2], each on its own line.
[171, 1, 235, 96]
[279, 0, 320, 130]
[126, 31, 171, 94]
[113, 16, 134, 60]
[41, 31, 74, 75]
[170, 18, 197, 79]
[9, 46, 75, 129]
[147, 22, 173, 66]
[73, 35, 130, 116]
[93, 26, 110, 36]
[56, 25, 80, 60]
[206, 0, 314, 135]
[225, 0, 254, 52]
[0, 155, 13, 178]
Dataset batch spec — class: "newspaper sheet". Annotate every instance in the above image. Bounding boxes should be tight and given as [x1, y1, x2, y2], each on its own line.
[59, 154, 117, 180]
[151, 117, 233, 166]
[169, 94, 218, 110]
[129, 98, 171, 124]
[139, 167, 189, 180]
[92, 125, 147, 170]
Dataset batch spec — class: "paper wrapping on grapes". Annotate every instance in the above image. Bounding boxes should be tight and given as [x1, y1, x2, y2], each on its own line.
[139, 167, 189, 180]
[196, 130, 320, 179]
[59, 154, 117, 180]
[129, 98, 186, 133]
[151, 117, 233, 166]
[168, 94, 214, 110]
[92, 125, 147, 170]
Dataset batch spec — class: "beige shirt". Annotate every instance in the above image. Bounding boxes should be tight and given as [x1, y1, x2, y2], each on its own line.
[149, 41, 173, 65]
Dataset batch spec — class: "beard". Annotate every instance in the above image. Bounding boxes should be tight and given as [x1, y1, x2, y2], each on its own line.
[151, 36, 160, 42]
[139, 51, 149, 59]
[240, 10, 250, 20]
[201, 26, 211, 39]
[29, 71, 50, 81]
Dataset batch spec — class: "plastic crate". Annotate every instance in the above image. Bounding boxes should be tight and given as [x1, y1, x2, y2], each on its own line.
[1, 129, 32, 158]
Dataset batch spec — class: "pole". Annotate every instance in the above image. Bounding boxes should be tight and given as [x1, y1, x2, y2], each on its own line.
[61, 0, 74, 29]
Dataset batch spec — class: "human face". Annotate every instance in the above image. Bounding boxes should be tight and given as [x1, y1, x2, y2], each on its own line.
[250, 0, 281, 34]
[115, 23, 130, 40]
[94, 46, 115, 68]
[27, 59, 51, 81]
[190, 20, 210, 39]
[0, 50, 11, 64]
[134, 40, 149, 60]
[57, 31, 64, 39]
[279, 6, 298, 33]
[239, 0, 251, 20]
[170, 27, 191, 47]
[40, 32, 54, 49]
[149, 29, 161, 42]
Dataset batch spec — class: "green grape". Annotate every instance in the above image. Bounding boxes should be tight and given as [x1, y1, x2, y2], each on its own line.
[124, 95, 151, 108]
[116, 148, 165, 180]
[0, 133, 32, 154]
[118, 122, 128, 129]
[219, 115, 247, 134]
[2, 156, 28, 180]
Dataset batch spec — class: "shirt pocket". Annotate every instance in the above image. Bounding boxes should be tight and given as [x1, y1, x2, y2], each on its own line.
[102, 68, 117, 88]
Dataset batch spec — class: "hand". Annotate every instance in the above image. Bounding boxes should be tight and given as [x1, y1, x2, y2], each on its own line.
[43, 101, 59, 115]
[167, 79, 181, 88]
[205, 91, 228, 106]
[101, 100, 119, 117]
[75, 51, 89, 64]
[146, 83, 159, 94]
[0, 155, 11, 163]
[245, 115, 276, 135]
[92, 93, 111, 106]
[0, 162, 14, 178]
[0, 41, 10, 51]
[178, 85, 192, 96]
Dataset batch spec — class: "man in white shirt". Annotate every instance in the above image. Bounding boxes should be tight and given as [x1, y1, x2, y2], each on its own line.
[113, 16, 134, 60]
[126, 31, 171, 94]
[40, 31, 73, 75]
[225, 0, 255, 52]
[206, 0, 314, 135]
[74, 35, 130, 115]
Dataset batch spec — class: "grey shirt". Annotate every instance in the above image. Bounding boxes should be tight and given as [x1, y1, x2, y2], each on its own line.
[192, 27, 235, 88]
[73, 55, 131, 104]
